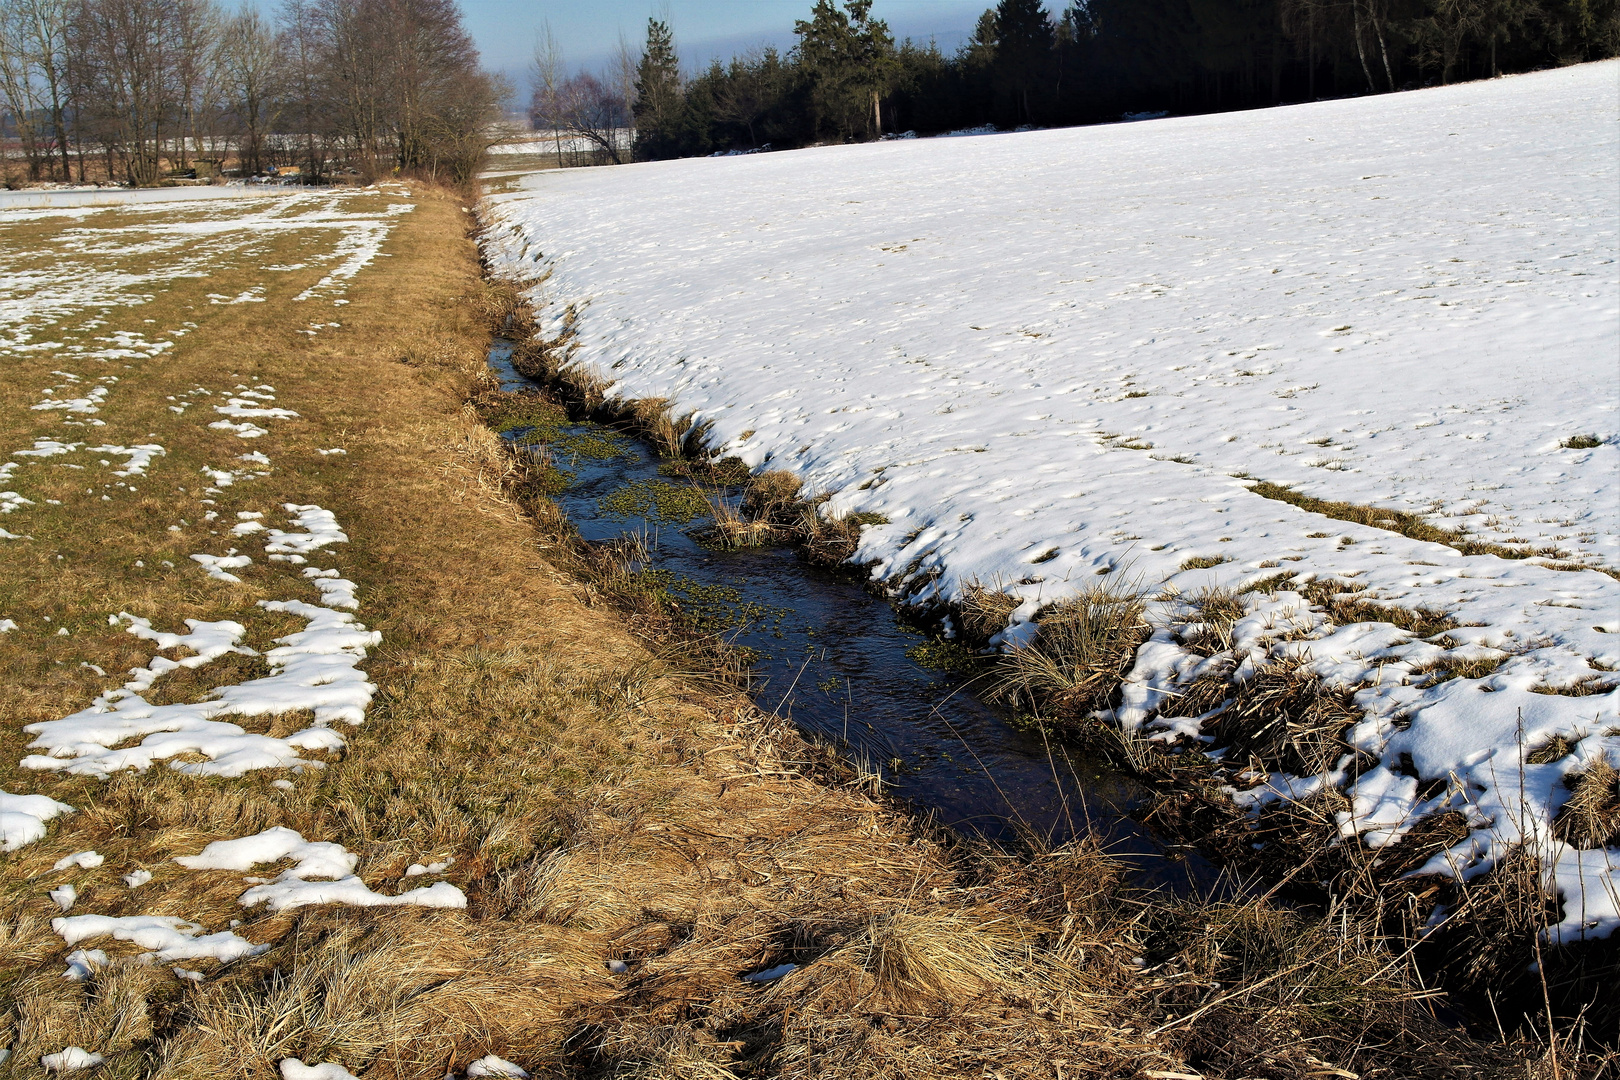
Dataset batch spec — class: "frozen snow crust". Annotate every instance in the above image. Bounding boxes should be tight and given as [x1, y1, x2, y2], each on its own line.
[483, 63, 1619, 943]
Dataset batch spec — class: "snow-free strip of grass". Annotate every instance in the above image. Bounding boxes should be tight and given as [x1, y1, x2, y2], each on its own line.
[482, 62, 1620, 941]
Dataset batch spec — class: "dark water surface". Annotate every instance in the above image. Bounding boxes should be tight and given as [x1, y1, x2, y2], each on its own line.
[490, 340, 1216, 894]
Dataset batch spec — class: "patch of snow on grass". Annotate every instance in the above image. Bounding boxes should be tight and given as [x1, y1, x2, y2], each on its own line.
[279, 1060, 361, 1080]
[0, 789, 74, 850]
[90, 443, 164, 475]
[22, 514, 381, 778]
[41, 1047, 103, 1071]
[191, 553, 252, 583]
[52, 913, 268, 963]
[178, 826, 466, 913]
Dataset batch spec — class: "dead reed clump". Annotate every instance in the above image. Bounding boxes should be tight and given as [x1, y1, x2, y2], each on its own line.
[783, 907, 1037, 1012]
[1553, 757, 1620, 849]
[989, 584, 1149, 724]
[696, 490, 782, 550]
[1179, 585, 1246, 655]
[738, 470, 802, 525]
[1142, 896, 1529, 1080]
[793, 503, 886, 566]
[1206, 656, 1361, 777]
[1412, 652, 1508, 686]
[1301, 579, 1457, 639]
[958, 580, 1021, 646]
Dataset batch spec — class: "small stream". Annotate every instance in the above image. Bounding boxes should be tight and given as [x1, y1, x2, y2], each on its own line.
[491, 341, 1216, 895]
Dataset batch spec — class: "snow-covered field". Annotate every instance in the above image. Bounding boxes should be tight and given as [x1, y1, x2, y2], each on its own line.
[482, 63, 1619, 941]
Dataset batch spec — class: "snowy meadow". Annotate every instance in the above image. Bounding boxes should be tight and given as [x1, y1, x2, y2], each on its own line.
[483, 63, 1619, 943]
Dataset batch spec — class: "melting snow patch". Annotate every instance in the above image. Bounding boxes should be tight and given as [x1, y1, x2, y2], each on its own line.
[53, 850, 103, 871]
[41, 1047, 103, 1071]
[191, 553, 252, 583]
[23, 600, 379, 777]
[52, 914, 267, 963]
[264, 504, 349, 558]
[0, 789, 74, 850]
[280, 1061, 361, 1080]
[209, 420, 269, 438]
[49, 884, 77, 911]
[91, 444, 164, 476]
[178, 826, 466, 913]
[404, 858, 452, 877]
[303, 568, 358, 609]
[215, 397, 298, 421]
[123, 869, 152, 888]
[62, 948, 107, 981]
[14, 439, 83, 458]
[1, 491, 35, 512]
[467, 1056, 529, 1078]
[32, 384, 108, 413]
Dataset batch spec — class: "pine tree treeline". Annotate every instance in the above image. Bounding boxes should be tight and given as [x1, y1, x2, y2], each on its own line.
[0, 0, 501, 187]
[618, 0, 1616, 161]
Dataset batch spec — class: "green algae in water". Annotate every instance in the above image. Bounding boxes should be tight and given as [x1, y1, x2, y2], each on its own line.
[485, 394, 568, 438]
[905, 638, 988, 675]
[660, 456, 753, 486]
[599, 479, 712, 524]
[627, 567, 790, 635]
[551, 427, 631, 461]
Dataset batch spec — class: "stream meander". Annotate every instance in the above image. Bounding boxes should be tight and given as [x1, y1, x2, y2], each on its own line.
[490, 340, 1217, 895]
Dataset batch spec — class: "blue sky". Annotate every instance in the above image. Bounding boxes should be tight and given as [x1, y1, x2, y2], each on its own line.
[459, 0, 989, 91]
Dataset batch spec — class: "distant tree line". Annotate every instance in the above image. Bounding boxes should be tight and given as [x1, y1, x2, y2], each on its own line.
[0, 0, 500, 186]
[537, 0, 1616, 162]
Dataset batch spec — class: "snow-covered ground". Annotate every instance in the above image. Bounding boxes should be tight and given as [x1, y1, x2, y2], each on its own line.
[482, 63, 1620, 941]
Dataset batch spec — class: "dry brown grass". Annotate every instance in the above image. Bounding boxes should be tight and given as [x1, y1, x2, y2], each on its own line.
[1554, 759, 1620, 849]
[1206, 656, 1362, 778]
[989, 584, 1149, 724]
[0, 184, 1187, 1079]
[959, 580, 1021, 646]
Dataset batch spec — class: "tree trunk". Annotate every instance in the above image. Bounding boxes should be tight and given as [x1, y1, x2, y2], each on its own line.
[1352, 2, 1377, 92]
[1372, 9, 1395, 91]
[1308, 11, 1316, 99]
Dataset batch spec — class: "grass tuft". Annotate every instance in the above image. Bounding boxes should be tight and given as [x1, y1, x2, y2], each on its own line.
[1552, 758, 1620, 849]
[958, 581, 1021, 645]
[989, 584, 1148, 723]
[1207, 656, 1361, 777]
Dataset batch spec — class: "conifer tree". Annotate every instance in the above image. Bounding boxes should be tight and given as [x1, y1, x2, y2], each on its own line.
[632, 18, 683, 160]
[993, 0, 1055, 123]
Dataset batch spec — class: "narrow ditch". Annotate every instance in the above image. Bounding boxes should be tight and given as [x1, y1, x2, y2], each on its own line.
[487, 338, 1215, 894]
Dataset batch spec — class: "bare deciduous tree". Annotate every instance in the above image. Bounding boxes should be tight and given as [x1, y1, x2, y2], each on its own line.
[218, 6, 280, 174]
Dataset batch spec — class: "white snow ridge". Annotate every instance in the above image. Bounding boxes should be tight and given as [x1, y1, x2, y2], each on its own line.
[482, 63, 1619, 941]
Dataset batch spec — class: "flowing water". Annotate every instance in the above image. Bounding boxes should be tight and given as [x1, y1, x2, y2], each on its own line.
[491, 340, 1216, 894]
